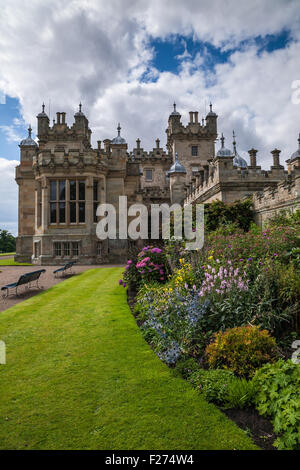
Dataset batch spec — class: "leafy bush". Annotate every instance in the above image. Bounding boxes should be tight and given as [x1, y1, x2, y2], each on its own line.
[174, 357, 200, 379]
[119, 245, 168, 288]
[189, 368, 235, 405]
[0, 229, 16, 253]
[204, 199, 254, 232]
[253, 360, 300, 450]
[206, 326, 278, 378]
[225, 378, 257, 409]
[135, 284, 211, 364]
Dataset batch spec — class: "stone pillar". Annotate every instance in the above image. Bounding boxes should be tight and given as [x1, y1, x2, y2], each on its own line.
[156, 138, 160, 149]
[194, 112, 198, 123]
[271, 148, 282, 167]
[41, 180, 49, 232]
[189, 112, 194, 123]
[61, 112, 66, 124]
[248, 148, 258, 167]
[56, 112, 61, 124]
[97, 140, 101, 151]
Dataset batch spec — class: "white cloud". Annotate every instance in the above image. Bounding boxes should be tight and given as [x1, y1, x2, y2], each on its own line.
[0, 0, 299, 188]
[0, 158, 18, 235]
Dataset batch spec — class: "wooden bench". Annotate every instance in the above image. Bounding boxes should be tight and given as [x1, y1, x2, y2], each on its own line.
[53, 261, 76, 278]
[1, 269, 46, 298]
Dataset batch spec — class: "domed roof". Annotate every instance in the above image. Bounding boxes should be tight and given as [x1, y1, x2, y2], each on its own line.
[75, 102, 85, 117]
[167, 153, 186, 176]
[232, 131, 247, 168]
[20, 126, 37, 147]
[111, 123, 126, 145]
[233, 154, 248, 168]
[216, 134, 233, 157]
[37, 103, 48, 118]
[170, 102, 180, 116]
[290, 133, 300, 160]
[206, 102, 217, 117]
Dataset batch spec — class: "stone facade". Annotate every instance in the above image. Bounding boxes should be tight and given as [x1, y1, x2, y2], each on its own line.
[15, 103, 300, 264]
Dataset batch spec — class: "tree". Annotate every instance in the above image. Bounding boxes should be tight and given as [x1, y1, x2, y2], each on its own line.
[0, 229, 16, 253]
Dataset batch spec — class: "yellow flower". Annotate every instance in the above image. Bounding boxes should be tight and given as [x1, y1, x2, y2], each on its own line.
[208, 256, 213, 260]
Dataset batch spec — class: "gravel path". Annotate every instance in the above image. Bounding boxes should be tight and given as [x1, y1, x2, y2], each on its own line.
[0, 264, 123, 313]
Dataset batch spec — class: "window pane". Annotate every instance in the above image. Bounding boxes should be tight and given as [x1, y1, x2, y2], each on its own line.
[94, 202, 98, 223]
[93, 181, 98, 201]
[59, 181, 65, 201]
[72, 242, 79, 257]
[79, 202, 85, 223]
[63, 242, 70, 256]
[79, 181, 85, 200]
[70, 181, 76, 200]
[59, 202, 65, 223]
[191, 146, 198, 156]
[54, 242, 61, 257]
[50, 181, 57, 201]
[146, 170, 152, 181]
[50, 203, 57, 223]
[69, 202, 76, 223]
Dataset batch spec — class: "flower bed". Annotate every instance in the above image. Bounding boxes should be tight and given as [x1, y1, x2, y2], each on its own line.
[120, 210, 300, 449]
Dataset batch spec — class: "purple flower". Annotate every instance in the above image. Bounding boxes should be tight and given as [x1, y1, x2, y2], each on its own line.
[118, 279, 123, 285]
[123, 283, 127, 288]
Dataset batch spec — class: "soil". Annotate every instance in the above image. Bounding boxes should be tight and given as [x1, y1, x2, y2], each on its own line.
[222, 407, 276, 450]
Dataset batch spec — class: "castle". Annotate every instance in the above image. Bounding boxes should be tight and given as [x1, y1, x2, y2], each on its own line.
[15, 103, 300, 264]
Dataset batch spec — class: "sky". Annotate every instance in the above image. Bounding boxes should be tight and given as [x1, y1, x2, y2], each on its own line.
[0, 0, 300, 235]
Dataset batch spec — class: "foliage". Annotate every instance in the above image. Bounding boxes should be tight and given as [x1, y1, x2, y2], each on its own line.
[119, 245, 168, 288]
[265, 209, 300, 229]
[225, 378, 257, 409]
[206, 326, 278, 378]
[174, 357, 201, 379]
[189, 369, 236, 405]
[0, 229, 16, 254]
[253, 360, 300, 450]
[204, 199, 254, 232]
[135, 284, 211, 364]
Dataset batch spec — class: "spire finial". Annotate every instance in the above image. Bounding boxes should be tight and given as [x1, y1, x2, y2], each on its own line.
[42, 103, 45, 113]
[117, 123, 121, 136]
[220, 133, 225, 148]
[233, 130, 237, 155]
[175, 152, 179, 161]
[28, 125, 32, 138]
[210, 102, 212, 112]
[173, 102, 177, 112]
[298, 132, 300, 148]
[79, 102, 82, 113]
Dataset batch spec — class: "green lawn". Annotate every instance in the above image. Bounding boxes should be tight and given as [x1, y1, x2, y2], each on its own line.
[0, 268, 258, 450]
[0, 259, 32, 266]
[0, 252, 16, 257]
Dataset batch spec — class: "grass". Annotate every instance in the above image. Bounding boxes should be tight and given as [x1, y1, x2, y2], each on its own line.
[0, 268, 258, 450]
[0, 259, 32, 266]
[0, 252, 16, 257]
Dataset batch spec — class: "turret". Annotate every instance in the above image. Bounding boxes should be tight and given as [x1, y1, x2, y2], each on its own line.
[36, 103, 49, 141]
[19, 125, 38, 162]
[205, 103, 218, 136]
[167, 152, 187, 204]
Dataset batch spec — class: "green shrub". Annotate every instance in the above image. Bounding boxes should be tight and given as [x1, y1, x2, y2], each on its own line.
[253, 360, 300, 450]
[206, 326, 278, 378]
[189, 369, 235, 405]
[225, 378, 257, 409]
[174, 357, 200, 379]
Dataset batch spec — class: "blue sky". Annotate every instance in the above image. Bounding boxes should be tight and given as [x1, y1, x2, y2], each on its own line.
[0, 0, 300, 235]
